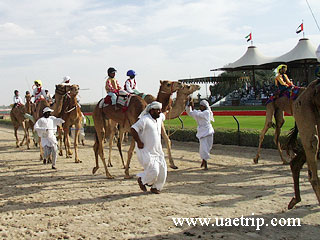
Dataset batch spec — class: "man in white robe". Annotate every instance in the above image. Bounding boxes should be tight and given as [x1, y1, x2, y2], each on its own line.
[186, 99, 214, 170]
[131, 101, 167, 194]
[34, 107, 65, 169]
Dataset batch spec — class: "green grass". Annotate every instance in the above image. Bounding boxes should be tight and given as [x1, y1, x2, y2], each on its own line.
[165, 115, 295, 132]
[84, 114, 295, 132]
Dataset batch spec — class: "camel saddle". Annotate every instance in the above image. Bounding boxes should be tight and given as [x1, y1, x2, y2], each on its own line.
[99, 90, 132, 112]
[266, 86, 301, 105]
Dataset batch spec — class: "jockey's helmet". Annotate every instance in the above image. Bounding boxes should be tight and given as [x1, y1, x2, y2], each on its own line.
[63, 76, 71, 83]
[127, 70, 136, 77]
[276, 64, 287, 73]
[107, 67, 117, 75]
[34, 80, 42, 86]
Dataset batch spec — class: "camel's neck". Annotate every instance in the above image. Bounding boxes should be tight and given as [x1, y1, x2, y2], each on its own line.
[52, 93, 64, 116]
[25, 101, 32, 114]
[166, 91, 188, 119]
[156, 87, 172, 112]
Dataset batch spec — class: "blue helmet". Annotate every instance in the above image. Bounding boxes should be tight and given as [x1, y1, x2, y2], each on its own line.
[126, 70, 136, 77]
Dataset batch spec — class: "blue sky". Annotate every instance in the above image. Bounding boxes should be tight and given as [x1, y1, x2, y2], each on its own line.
[1, 0, 320, 105]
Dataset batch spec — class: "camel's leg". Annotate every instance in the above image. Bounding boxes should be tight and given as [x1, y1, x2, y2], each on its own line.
[124, 139, 135, 179]
[98, 130, 113, 179]
[117, 129, 126, 169]
[108, 130, 115, 167]
[64, 127, 72, 158]
[14, 125, 19, 148]
[161, 123, 177, 169]
[20, 122, 30, 149]
[253, 104, 274, 163]
[288, 153, 306, 209]
[302, 133, 320, 205]
[274, 109, 288, 164]
[93, 135, 100, 174]
[74, 123, 81, 163]
[57, 127, 63, 156]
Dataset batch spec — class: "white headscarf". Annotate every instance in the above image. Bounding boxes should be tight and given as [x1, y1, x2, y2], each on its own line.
[200, 100, 214, 122]
[138, 101, 162, 119]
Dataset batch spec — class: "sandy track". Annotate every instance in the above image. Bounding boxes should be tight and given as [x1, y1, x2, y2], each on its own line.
[0, 125, 319, 239]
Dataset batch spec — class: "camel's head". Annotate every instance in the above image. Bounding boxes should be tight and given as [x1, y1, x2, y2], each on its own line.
[179, 84, 201, 95]
[25, 94, 32, 103]
[55, 84, 68, 96]
[69, 84, 79, 96]
[159, 80, 182, 94]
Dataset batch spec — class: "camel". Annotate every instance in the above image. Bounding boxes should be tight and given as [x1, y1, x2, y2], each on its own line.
[103, 80, 183, 170]
[57, 84, 83, 163]
[283, 79, 320, 209]
[10, 104, 30, 149]
[92, 80, 182, 179]
[20, 94, 36, 147]
[253, 86, 305, 164]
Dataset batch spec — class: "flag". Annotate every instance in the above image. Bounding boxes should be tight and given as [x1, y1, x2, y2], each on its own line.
[245, 33, 252, 42]
[296, 23, 303, 34]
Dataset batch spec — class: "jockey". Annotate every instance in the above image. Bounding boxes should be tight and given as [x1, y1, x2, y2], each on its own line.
[275, 64, 294, 92]
[13, 90, 23, 107]
[124, 70, 140, 95]
[105, 67, 122, 106]
[32, 80, 47, 103]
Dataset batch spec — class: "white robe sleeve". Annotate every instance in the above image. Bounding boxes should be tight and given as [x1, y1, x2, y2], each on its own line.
[34, 119, 48, 138]
[125, 80, 134, 94]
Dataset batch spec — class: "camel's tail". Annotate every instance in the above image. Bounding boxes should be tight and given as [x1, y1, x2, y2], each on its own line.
[285, 122, 303, 155]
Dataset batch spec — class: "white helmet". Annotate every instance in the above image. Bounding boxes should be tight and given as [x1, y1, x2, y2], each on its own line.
[62, 76, 71, 83]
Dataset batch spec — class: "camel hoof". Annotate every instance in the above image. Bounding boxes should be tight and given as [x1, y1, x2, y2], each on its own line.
[253, 157, 258, 164]
[107, 163, 113, 167]
[170, 165, 178, 169]
[124, 175, 133, 179]
[16, 145, 20, 148]
[58, 152, 63, 156]
[282, 161, 290, 165]
[27, 147, 30, 150]
[288, 197, 300, 209]
[75, 160, 82, 163]
[40, 155, 43, 160]
[106, 174, 114, 179]
[92, 167, 98, 174]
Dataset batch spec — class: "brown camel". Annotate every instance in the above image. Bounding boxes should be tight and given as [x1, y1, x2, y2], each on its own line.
[285, 79, 320, 209]
[10, 104, 30, 149]
[92, 95, 147, 179]
[58, 84, 83, 163]
[104, 80, 183, 170]
[93, 80, 182, 178]
[253, 86, 305, 164]
[20, 93, 36, 147]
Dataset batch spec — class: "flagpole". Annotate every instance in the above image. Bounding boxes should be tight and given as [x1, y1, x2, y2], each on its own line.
[302, 19, 305, 38]
[251, 31, 253, 46]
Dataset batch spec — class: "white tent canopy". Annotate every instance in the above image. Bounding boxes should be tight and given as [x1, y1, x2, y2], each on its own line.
[220, 46, 275, 70]
[274, 38, 318, 63]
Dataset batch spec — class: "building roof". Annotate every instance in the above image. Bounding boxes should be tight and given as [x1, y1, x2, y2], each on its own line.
[212, 38, 319, 71]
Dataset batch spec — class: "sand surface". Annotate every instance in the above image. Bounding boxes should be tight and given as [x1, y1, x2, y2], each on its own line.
[0, 125, 320, 239]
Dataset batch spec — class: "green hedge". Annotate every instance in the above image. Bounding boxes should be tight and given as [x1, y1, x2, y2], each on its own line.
[165, 127, 288, 149]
